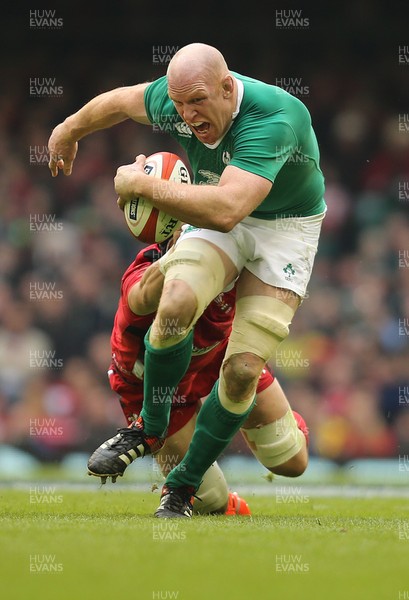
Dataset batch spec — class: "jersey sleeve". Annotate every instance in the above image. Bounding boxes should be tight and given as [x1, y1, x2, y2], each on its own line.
[120, 262, 155, 330]
[121, 264, 144, 301]
[230, 119, 299, 183]
[144, 76, 173, 124]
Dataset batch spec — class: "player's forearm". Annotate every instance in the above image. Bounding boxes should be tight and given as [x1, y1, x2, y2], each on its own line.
[142, 179, 240, 231]
[117, 169, 246, 232]
[63, 101, 127, 142]
[61, 86, 149, 142]
[115, 160, 271, 232]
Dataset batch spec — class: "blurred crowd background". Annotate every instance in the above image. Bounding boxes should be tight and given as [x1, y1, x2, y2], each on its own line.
[0, 1, 408, 467]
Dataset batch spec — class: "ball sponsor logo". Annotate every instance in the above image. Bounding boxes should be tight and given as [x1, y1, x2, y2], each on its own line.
[179, 166, 189, 184]
[129, 200, 138, 221]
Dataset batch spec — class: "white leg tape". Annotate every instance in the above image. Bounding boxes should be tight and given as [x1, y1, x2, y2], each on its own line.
[159, 238, 226, 326]
[194, 461, 229, 514]
[241, 409, 304, 468]
[224, 296, 295, 363]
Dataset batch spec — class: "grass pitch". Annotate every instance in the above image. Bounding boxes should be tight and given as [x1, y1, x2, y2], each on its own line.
[0, 486, 407, 600]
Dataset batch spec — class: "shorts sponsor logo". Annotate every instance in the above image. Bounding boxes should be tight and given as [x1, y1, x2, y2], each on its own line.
[283, 262, 296, 280]
[182, 225, 201, 235]
[213, 293, 233, 313]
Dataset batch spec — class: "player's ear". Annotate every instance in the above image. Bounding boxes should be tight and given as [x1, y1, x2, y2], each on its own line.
[222, 76, 234, 98]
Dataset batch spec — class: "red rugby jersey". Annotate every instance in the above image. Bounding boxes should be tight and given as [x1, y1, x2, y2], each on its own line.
[110, 244, 236, 383]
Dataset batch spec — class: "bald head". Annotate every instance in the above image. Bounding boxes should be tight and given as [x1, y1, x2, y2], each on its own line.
[166, 43, 236, 145]
[167, 43, 229, 86]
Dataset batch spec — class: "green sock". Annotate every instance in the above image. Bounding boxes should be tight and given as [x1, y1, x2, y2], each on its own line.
[166, 380, 255, 491]
[141, 329, 193, 438]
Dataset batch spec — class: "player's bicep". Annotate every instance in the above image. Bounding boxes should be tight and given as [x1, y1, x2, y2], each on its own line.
[127, 261, 164, 315]
[218, 165, 273, 220]
[119, 83, 152, 124]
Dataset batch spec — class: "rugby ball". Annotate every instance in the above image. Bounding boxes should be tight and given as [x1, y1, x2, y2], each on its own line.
[123, 152, 191, 244]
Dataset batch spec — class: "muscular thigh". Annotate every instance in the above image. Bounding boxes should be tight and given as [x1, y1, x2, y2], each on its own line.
[157, 237, 239, 329]
[242, 379, 290, 429]
[167, 235, 239, 291]
[221, 270, 299, 369]
[236, 268, 300, 311]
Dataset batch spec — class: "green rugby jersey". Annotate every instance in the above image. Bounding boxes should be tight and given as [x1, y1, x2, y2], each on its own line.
[144, 72, 326, 219]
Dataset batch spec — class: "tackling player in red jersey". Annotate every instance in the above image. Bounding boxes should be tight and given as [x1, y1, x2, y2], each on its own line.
[88, 240, 309, 516]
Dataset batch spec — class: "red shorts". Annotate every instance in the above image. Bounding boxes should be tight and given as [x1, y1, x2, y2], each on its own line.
[109, 345, 274, 438]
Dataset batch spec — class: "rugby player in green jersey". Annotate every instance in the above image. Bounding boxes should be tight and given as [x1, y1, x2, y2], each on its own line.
[48, 43, 325, 518]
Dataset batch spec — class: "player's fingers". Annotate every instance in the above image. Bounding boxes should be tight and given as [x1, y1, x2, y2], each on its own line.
[49, 158, 58, 177]
[62, 160, 73, 176]
[49, 155, 65, 177]
[117, 196, 125, 211]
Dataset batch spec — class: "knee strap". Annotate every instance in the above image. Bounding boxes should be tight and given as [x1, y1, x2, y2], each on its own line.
[159, 238, 226, 327]
[218, 296, 295, 411]
[223, 296, 295, 363]
[241, 409, 304, 468]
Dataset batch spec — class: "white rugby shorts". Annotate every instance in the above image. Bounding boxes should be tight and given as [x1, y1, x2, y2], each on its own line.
[179, 211, 326, 298]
